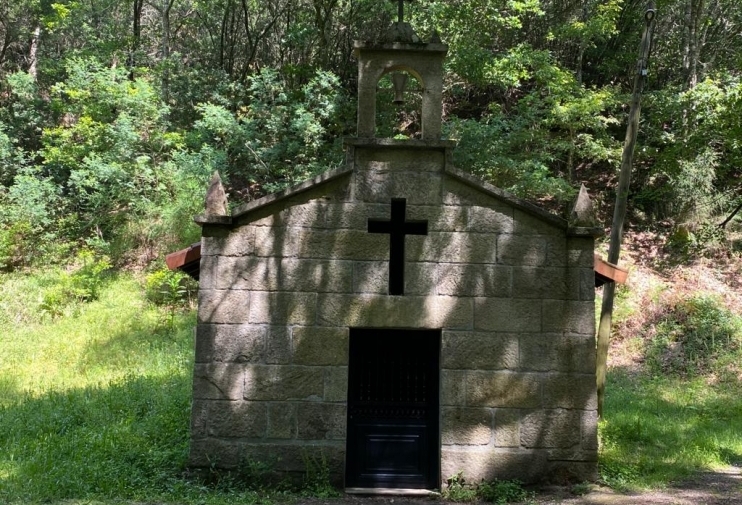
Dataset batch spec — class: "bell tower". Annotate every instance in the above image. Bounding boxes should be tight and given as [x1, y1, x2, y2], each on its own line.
[354, 1, 447, 141]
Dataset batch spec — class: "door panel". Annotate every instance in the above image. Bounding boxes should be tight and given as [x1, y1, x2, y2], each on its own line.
[346, 329, 440, 489]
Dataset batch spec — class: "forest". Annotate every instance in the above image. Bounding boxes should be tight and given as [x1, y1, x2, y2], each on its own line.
[0, 0, 740, 267]
[1, 1, 742, 504]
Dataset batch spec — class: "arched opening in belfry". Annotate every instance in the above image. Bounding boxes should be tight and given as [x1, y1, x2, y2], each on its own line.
[374, 69, 423, 139]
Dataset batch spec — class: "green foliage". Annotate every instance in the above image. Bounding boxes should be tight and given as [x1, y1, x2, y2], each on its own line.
[191, 68, 346, 194]
[443, 472, 534, 503]
[443, 472, 479, 502]
[635, 76, 742, 226]
[38, 250, 112, 319]
[300, 451, 340, 498]
[478, 478, 534, 504]
[144, 268, 198, 307]
[644, 295, 742, 378]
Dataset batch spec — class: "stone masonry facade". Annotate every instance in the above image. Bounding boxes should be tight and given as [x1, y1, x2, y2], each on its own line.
[190, 139, 600, 486]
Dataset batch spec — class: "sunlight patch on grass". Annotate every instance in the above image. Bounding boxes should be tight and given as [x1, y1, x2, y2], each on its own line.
[600, 370, 742, 490]
[0, 273, 193, 403]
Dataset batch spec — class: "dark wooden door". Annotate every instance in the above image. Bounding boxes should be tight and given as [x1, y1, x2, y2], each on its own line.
[346, 328, 440, 489]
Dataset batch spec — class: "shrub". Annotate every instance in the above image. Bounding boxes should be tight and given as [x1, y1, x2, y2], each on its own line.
[38, 251, 112, 318]
[645, 295, 742, 378]
[144, 268, 197, 307]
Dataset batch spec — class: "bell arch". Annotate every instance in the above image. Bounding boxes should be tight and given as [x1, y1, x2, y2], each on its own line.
[354, 42, 448, 141]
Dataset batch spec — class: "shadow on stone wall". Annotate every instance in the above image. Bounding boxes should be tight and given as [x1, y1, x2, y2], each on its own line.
[191, 169, 598, 486]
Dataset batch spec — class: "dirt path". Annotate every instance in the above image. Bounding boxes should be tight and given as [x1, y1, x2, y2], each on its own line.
[297, 466, 741, 505]
[535, 466, 742, 504]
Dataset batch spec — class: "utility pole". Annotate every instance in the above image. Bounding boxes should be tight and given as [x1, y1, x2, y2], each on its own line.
[596, 2, 656, 418]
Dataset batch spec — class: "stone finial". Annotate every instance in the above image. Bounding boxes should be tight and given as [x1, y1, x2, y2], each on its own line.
[383, 21, 422, 43]
[204, 171, 228, 216]
[570, 184, 598, 227]
[429, 30, 442, 44]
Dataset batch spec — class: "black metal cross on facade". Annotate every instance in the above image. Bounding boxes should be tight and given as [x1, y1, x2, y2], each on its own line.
[368, 198, 428, 295]
[390, 0, 413, 23]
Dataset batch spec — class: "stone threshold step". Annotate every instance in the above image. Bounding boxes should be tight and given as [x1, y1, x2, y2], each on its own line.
[345, 487, 440, 496]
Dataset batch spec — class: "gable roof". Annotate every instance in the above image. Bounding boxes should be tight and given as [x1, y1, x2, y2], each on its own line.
[195, 138, 602, 238]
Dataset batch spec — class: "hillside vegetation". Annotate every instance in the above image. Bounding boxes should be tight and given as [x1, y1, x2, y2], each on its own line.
[1, 0, 741, 268]
[1, 1, 742, 503]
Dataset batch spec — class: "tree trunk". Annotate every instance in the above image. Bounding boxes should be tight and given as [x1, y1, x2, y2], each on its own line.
[160, 0, 175, 102]
[596, 4, 656, 418]
[28, 24, 40, 80]
[128, 0, 144, 79]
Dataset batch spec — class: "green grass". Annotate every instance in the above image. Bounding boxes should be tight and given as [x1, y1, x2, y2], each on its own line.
[4, 268, 742, 502]
[599, 369, 742, 490]
[0, 270, 284, 504]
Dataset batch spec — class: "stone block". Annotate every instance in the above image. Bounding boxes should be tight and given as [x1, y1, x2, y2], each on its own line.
[465, 372, 541, 408]
[441, 331, 518, 370]
[441, 448, 547, 484]
[202, 225, 255, 257]
[248, 291, 316, 325]
[240, 442, 345, 475]
[544, 236, 568, 267]
[292, 327, 349, 366]
[512, 267, 574, 299]
[324, 202, 388, 230]
[353, 261, 389, 294]
[198, 289, 250, 324]
[410, 232, 498, 264]
[405, 262, 438, 295]
[324, 367, 348, 402]
[519, 334, 596, 373]
[494, 409, 521, 447]
[545, 460, 598, 483]
[243, 365, 324, 401]
[195, 324, 265, 363]
[441, 407, 493, 445]
[353, 261, 438, 295]
[189, 438, 241, 468]
[356, 147, 445, 173]
[513, 209, 563, 236]
[297, 403, 347, 440]
[577, 267, 595, 301]
[265, 326, 292, 364]
[316, 294, 472, 330]
[581, 410, 599, 451]
[198, 256, 218, 289]
[474, 298, 541, 332]
[546, 448, 599, 462]
[255, 227, 389, 261]
[542, 374, 597, 410]
[406, 205, 468, 232]
[437, 264, 511, 297]
[268, 403, 296, 439]
[497, 235, 547, 266]
[190, 400, 209, 438]
[567, 237, 595, 267]
[441, 370, 467, 406]
[280, 259, 353, 293]
[251, 201, 326, 228]
[542, 300, 595, 335]
[355, 170, 443, 205]
[214, 257, 281, 290]
[207, 400, 267, 438]
[468, 205, 515, 234]
[192, 363, 244, 400]
[520, 409, 581, 448]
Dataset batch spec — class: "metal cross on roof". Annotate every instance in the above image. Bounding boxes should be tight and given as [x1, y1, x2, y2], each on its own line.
[391, 0, 414, 24]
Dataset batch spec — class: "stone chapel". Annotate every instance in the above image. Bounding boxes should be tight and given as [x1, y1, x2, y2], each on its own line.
[188, 16, 601, 492]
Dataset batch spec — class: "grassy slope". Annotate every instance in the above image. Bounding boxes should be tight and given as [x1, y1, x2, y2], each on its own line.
[598, 247, 742, 490]
[0, 271, 271, 504]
